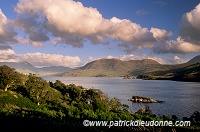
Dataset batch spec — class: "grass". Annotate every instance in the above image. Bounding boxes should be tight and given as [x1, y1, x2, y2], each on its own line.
[0, 90, 37, 111]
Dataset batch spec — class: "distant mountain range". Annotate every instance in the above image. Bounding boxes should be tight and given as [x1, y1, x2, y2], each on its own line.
[59, 55, 200, 80]
[0, 61, 71, 76]
[1, 55, 200, 81]
[59, 58, 164, 77]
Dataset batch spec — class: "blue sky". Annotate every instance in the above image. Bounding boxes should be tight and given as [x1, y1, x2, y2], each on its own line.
[0, 0, 200, 67]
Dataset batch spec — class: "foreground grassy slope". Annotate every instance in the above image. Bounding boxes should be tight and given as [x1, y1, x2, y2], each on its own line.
[0, 90, 37, 111]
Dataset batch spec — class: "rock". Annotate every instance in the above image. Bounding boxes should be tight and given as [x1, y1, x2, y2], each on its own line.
[129, 96, 164, 103]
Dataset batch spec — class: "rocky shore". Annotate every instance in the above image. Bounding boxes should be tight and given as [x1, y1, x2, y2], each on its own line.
[129, 96, 164, 103]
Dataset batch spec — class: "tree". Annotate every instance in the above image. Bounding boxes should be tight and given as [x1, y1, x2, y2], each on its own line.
[25, 74, 51, 105]
[80, 88, 109, 111]
[109, 97, 122, 112]
[52, 80, 68, 95]
[66, 84, 82, 101]
[0, 65, 23, 91]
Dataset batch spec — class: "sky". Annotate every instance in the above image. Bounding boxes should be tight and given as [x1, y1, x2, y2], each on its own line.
[0, 0, 200, 67]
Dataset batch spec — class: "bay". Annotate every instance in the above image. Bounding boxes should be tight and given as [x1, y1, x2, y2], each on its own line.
[42, 76, 200, 119]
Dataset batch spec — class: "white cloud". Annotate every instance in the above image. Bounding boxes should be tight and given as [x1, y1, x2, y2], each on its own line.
[12, 16, 49, 42]
[2, 0, 200, 56]
[152, 4, 200, 54]
[0, 9, 17, 43]
[14, 0, 171, 50]
[167, 56, 188, 64]
[0, 49, 81, 67]
[16, 37, 43, 47]
[16, 52, 81, 67]
[150, 28, 172, 42]
[0, 49, 15, 54]
[14, 0, 103, 46]
[154, 36, 200, 54]
[180, 3, 200, 45]
[0, 49, 16, 62]
[101, 17, 156, 48]
[105, 55, 114, 59]
[0, 9, 7, 24]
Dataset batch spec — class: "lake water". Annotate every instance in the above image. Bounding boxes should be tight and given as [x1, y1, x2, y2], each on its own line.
[42, 76, 200, 119]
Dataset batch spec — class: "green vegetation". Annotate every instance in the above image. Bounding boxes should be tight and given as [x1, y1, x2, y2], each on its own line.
[0, 65, 199, 131]
[137, 63, 200, 82]
[172, 63, 200, 82]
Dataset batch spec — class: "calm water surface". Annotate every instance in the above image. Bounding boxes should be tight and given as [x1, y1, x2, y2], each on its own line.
[42, 76, 200, 119]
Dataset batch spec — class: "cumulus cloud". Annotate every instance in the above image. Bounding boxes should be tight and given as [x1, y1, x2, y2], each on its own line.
[13, 0, 171, 50]
[0, 49, 81, 67]
[16, 37, 43, 47]
[150, 28, 172, 42]
[166, 56, 188, 64]
[0, 9, 17, 44]
[13, 16, 49, 42]
[0, 49, 16, 62]
[16, 52, 81, 67]
[180, 3, 200, 45]
[14, 0, 103, 47]
[2, 0, 199, 55]
[102, 17, 157, 47]
[154, 36, 200, 54]
[153, 3, 200, 54]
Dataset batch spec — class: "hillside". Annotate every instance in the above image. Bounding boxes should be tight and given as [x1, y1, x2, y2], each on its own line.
[172, 63, 200, 82]
[137, 58, 200, 82]
[186, 55, 200, 64]
[59, 58, 171, 77]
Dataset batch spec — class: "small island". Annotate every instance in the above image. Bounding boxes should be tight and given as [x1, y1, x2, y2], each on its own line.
[129, 96, 164, 103]
[123, 75, 136, 79]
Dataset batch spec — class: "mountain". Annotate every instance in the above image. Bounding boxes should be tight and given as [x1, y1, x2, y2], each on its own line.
[172, 62, 200, 82]
[59, 55, 200, 78]
[59, 58, 173, 77]
[136, 55, 200, 81]
[186, 55, 200, 64]
[0, 62, 71, 75]
[0, 61, 39, 73]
